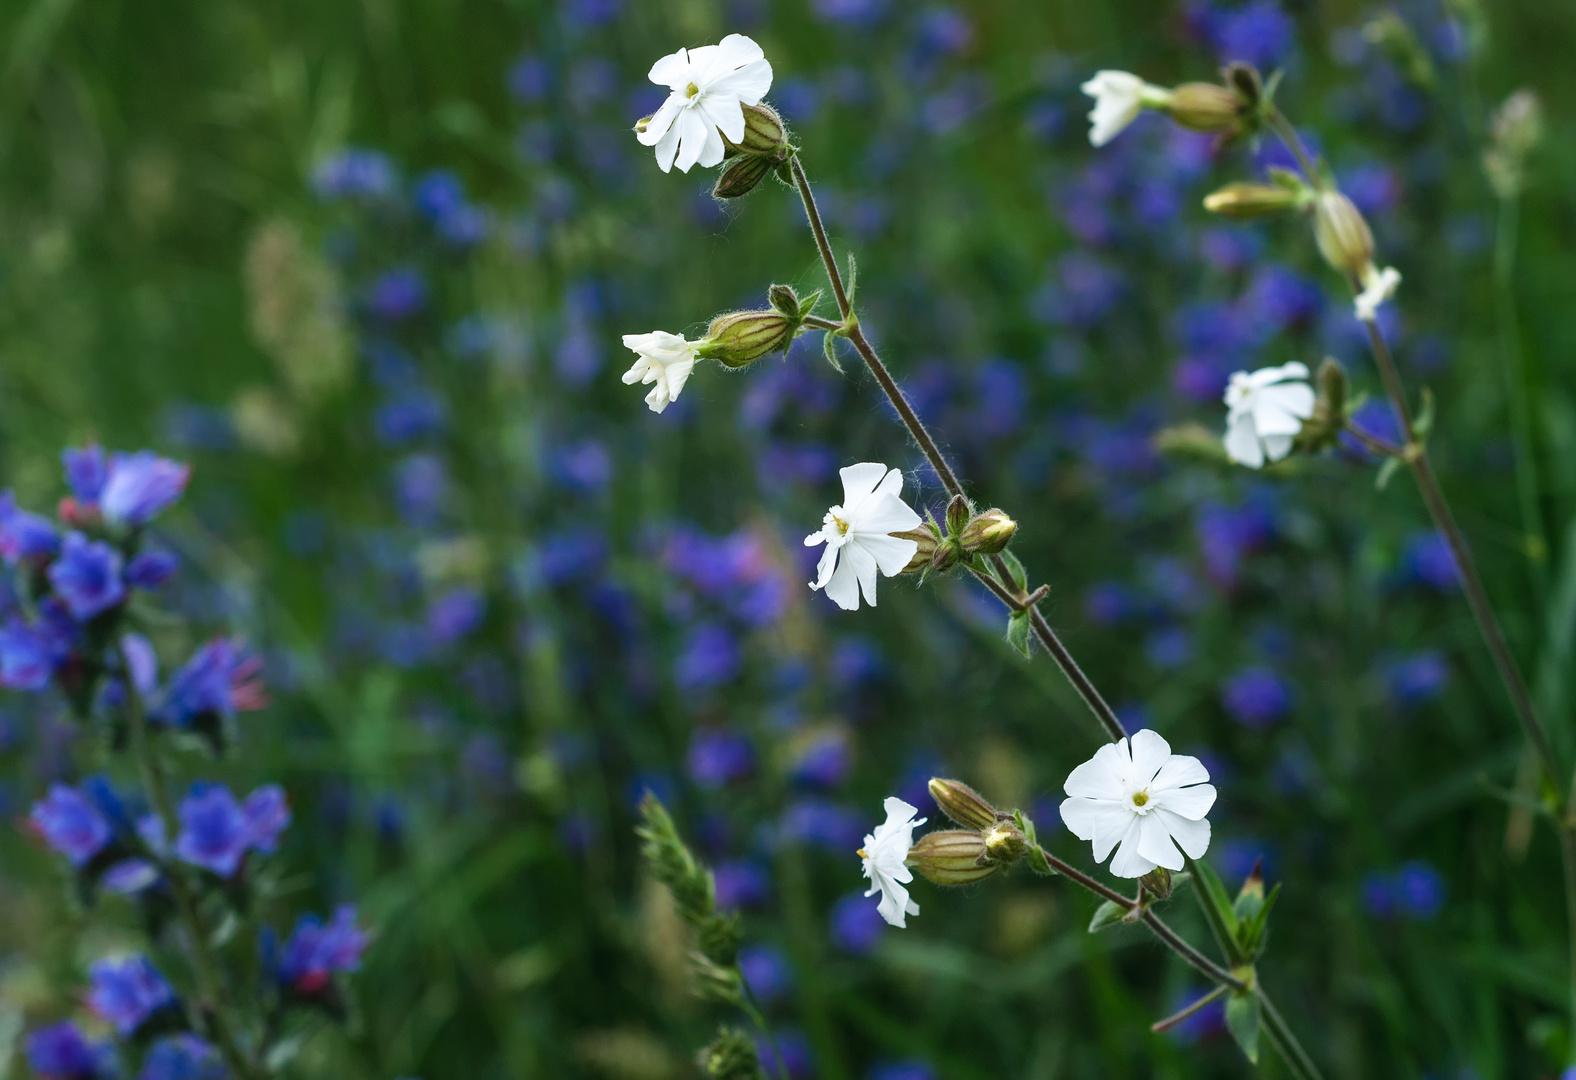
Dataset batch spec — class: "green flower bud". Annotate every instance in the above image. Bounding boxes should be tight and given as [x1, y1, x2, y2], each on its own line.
[713, 154, 775, 199]
[697, 310, 796, 368]
[1312, 191, 1375, 279]
[1139, 867, 1174, 900]
[768, 284, 802, 318]
[1223, 62, 1264, 111]
[958, 508, 1017, 556]
[723, 102, 789, 156]
[928, 777, 1000, 830]
[945, 494, 970, 535]
[906, 829, 998, 886]
[1163, 82, 1244, 134]
[699, 1028, 767, 1080]
[981, 820, 1028, 865]
[893, 524, 942, 574]
[1295, 357, 1349, 453]
[633, 114, 654, 137]
[1202, 182, 1304, 218]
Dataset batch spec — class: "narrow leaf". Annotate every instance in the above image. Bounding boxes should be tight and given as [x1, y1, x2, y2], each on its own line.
[1241, 882, 1282, 957]
[1005, 611, 1031, 658]
[797, 289, 823, 319]
[845, 252, 858, 306]
[1087, 900, 1127, 933]
[1225, 993, 1261, 1063]
[1415, 385, 1436, 438]
[1001, 550, 1028, 592]
[1375, 456, 1402, 491]
[822, 330, 843, 374]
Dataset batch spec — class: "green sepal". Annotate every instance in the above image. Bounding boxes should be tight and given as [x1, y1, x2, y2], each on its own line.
[1005, 610, 1031, 658]
[822, 330, 843, 374]
[1237, 882, 1281, 958]
[1375, 456, 1402, 491]
[796, 289, 823, 320]
[845, 252, 858, 306]
[1000, 550, 1028, 592]
[1414, 386, 1435, 439]
[1088, 900, 1127, 933]
[1225, 990, 1261, 1063]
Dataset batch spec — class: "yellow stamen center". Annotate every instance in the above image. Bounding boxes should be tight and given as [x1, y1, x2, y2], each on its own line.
[830, 513, 850, 535]
[685, 82, 700, 99]
[856, 847, 868, 859]
[1131, 790, 1150, 807]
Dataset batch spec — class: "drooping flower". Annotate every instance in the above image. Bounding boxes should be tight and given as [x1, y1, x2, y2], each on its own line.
[1080, 70, 1171, 147]
[29, 784, 113, 866]
[86, 954, 176, 1035]
[1222, 362, 1315, 469]
[858, 796, 926, 928]
[1354, 264, 1402, 322]
[636, 34, 773, 173]
[99, 451, 191, 527]
[139, 1035, 227, 1080]
[1059, 729, 1216, 878]
[47, 532, 126, 621]
[620, 331, 700, 414]
[0, 491, 60, 563]
[24, 1022, 115, 1080]
[275, 905, 369, 992]
[152, 639, 267, 728]
[126, 550, 179, 589]
[803, 463, 921, 612]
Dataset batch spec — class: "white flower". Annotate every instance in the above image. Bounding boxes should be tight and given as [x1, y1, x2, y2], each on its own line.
[1059, 729, 1216, 879]
[1222, 361, 1316, 469]
[859, 796, 926, 928]
[804, 463, 922, 612]
[1354, 264, 1402, 322]
[636, 34, 774, 174]
[1081, 70, 1171, 147]
[621, 331, 700, 413]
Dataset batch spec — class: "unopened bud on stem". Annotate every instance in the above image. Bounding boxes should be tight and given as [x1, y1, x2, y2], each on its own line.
[906, 830, 998, 885]
[928, 777, 1000, 830]
[697, 311, 796, 368]
[1202, 182, 1304, 218]
[958, 509, 1017, 555]
[724, 103, 789, 156]
[1312, 191, 1376, 279]
[893, 524, 942, 574]
[1163, 82, 1244, 134]
[981, 820, 1028, 864]
[1139, 867, 1174, 900]
[945, 495, 970, 535]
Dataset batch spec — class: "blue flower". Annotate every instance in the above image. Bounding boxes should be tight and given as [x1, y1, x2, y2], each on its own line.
[688, 729, 754, 787]
[86, 954, 176, 1035]
[48, 533, 126, 621]
[139, 1035, 226, 1080]
[374, 394, 448, 445]
[830, 890, 886, 954]
[782, 798, 864, 853]
[366, 267, 428, 322]
[153, 639, 266, 728]
[425, 588, 486, 645]
[1400, 531, 1460, 592]
[738, 944, 792, 1005]
[868, 1061, 937, 1080]
[713, 861, 770, 910]
[756, 1029, 814, 1080]
[99, 451, 191, 527]
[25, 1021, 114, 1080]
[277, 905, 369, 992]
[1382, 651, 1449, 707]
[413, 170, 467, 221]
[0, 616, 62, 690]
[790, 730, 851, 788]
[1395, 860, 1446, 920]
[63, 445, 108, 504]
[1222, 666, 1293, 728]
[0, 491, 60, 563]
[312, 148, 397, 201]
[1212, 0, 1296, 70]
[551, 439, 613, 494]
[508, 55, 551, 102]
[393, 454, 447, 527]
[29, 784, 112, 866]
[174, 783, 290, 877]
[125, 550, 178, 589]
[675, 623, 742, 690]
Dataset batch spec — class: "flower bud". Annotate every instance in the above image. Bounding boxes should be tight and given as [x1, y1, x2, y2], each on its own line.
[768, 284, 802, 319]
[906, 829, 998, 885]
[981, 820, 1028, 865]
[1202, 182, 1303, 219]
[697, 311, 795, 368]
[713, 154, 775, 199]
[945, 494, 970, 535]
[1138, 867, 1174, 900]
[633, 114, 654, 137]
[1317, 357, 1347, 419]
[699, 1028, 766, 1080]
[928, 778, 1000, 830]
[958, 508, 1016, 556]
[1312, 191, 1375, 279]
[893, 525, 941, 574]
[1223, 62, 1263, 110]
[1163, 82, 1243, 134]
[1295, 357, 1349, 452]
[723, 103, 789, 156]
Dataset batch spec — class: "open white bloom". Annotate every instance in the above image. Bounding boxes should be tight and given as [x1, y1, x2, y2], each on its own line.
[859, 796, 926, 928]
[1081, 70, 1171, 147]
[1060, 729, 1216, 879]
[1354, 264, 1402, 322]
[621, 331, 700, 414]
[804, 463, 922, 611]
[1222, 361, 1315, 469]
[637, 34, 773, 174]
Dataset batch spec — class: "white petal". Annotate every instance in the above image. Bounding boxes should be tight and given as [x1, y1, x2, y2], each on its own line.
[1224, 414, 1265, 468]
[647, 48, 691, 88]
[1106, 816, 1153, 877]
[838, 462, 890, 506]
[1156, 809, 1211, 859]
[1261, 434, 1295, 462]
[636, 94, 684, 147]
[1127, 729, 1172, 783]
[1155, 781, 1216, 821]
[823, 552, 861, 610]
[809, 542, 839, 589]
[840, 540, 880, 608]
[857, 532, 919, 577]
[695, 119, 727, 169]
[654, 120, 683, 173]
[1251, 401, 1308, 437]
[698, 94, 748, 145]
[1063, 742, 1127, 799]
[1060, 797, 1133, 863]
[881, 796, 920, 825]
[1150, 754, 1210, 794]
[672, 109, 710, 173]
[706, 57, 773, 107]
[709, 33, 766, 69]
[804, 530, 828, 548]
[1136, 813, 1186, 872]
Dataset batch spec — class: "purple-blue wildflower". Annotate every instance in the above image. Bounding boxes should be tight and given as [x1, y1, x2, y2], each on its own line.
[29, 784, 113, 866]
[99, 451, 191, 527]
[125, 550, 179, 589]
[277, 905, 369, 992]
[24, 1021, 114, 1080]
[47, 533, 126, 621]
[1222, 666, 1294, 728]
[153, 639, 267, 728]
[86, 954, 176, 1035]
[0, 491, 60, 563]
[312, 148, 398, 201]
[139, 1035, 227, 1080]
[173, 783, 290, 877]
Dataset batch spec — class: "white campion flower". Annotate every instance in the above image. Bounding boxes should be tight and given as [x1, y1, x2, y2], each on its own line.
[1222, 361, 1315, 469]
[1059, 729, 1216, 879]
[1354, 264, 1402, 322]
[620, 331, 700, 414]
[1081, 70, 1172, 147]
[804, 463, 922, 611]
[858, 796, 926, 928]
[636, 34, 773, 174]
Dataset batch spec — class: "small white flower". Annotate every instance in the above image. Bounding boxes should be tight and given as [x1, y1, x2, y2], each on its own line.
[858, 796, 926, 928]
[1354, 264, 1402, 322]
[637, 34, 774, 174]
[1059, 729, 1216, 879]
[1222, 361, 1316, 469]
[1080, 70, 1171, 148]
[621, 331, 700, 413]
[804, 463, 922, 612]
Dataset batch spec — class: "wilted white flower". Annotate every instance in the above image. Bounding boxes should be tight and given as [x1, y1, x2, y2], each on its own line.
[1081, 70, 1171, 147]
[1059, 729, 1216, 879]
[636, 34, 773, 174]
[858, 796, 926, 928]
[1222, 361, 1315, 469]
[620, 331, 700, 414]
[1354, 264, 1402, 322]
[804, 463, 922, 611]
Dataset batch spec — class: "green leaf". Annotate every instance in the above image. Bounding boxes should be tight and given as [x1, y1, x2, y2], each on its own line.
[1005, 610, 1031, 658]
[1087, 900, 1126, 933]
[845, 252, 858, 306]
[1190, 860, 1245, 964]
[1225, 992, 1261, 1063]
[1414, 385, 1436, 439]
[822, 330, 843, 374]
[1239, 883, 1281, 957]
[796, 288, 823, 320]
[1001, 550, 1028, 592]
[1375, 456, 1402, 491]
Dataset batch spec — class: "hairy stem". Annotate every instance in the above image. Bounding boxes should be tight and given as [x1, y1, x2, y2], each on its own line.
[790, 153, 1319, 1072]
[1150, 984, 1228, 1033]
[121, 648, 257, 1080]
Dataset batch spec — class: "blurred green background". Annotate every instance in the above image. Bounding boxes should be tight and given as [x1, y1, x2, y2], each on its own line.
[3, 0, 1576, 1076]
